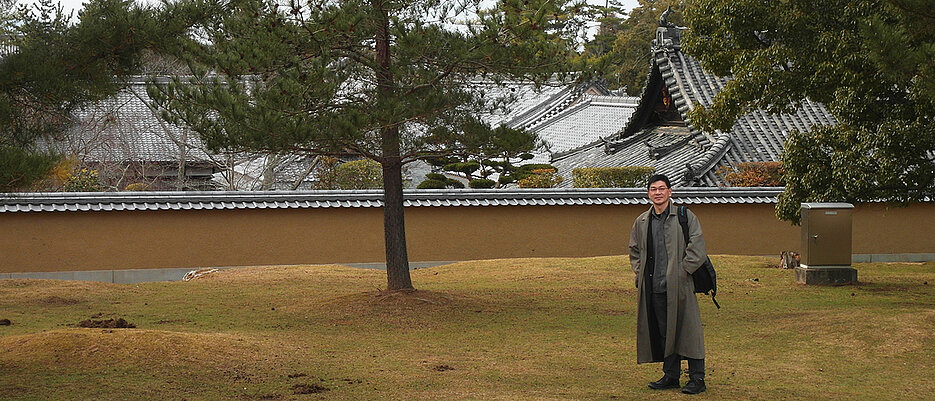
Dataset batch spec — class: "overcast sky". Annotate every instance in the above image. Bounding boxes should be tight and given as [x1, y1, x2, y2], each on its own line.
[19, 0, 642, 21]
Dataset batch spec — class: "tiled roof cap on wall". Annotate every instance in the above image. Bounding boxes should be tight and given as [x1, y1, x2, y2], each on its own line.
[0, 188, 784, 213]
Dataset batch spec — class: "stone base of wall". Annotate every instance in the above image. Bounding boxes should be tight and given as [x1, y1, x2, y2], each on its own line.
[1, 267, 203, 284]
[0, 261, 460, 284]
[852, 253, 935, 263]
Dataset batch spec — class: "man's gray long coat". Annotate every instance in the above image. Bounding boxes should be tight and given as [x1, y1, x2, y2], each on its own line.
[629, 205, 707, 363]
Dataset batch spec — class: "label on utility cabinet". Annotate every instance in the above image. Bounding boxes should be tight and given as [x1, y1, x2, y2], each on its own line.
[824, 211, 838, 215]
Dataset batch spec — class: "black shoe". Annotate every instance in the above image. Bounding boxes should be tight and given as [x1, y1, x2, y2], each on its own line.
[648, 375, 680, 390]
[681, 378, 706, 394]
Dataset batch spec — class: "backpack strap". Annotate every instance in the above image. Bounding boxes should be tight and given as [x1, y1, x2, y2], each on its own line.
[678, 206, 690, 246]
[679, 206, 721, 309]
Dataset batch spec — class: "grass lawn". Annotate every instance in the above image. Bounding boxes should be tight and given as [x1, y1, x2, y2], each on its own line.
[1, 256, 934, 400]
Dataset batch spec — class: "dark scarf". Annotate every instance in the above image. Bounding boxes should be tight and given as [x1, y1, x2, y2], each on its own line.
[644, 212, 665, 361]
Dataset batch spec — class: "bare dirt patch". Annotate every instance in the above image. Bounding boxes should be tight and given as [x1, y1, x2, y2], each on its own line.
[0, 329, 280, 377]
[370, 289, 462, 306]
[433, 364, 455, 372]
[78, 318, 136, 329]
[153, 319, 193, 325]
[291, 383, 329, 394]
[307, 289, 487, 319]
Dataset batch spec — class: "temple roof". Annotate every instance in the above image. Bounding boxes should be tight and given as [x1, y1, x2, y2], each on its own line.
[527, 94, 639, 161]
[552, 25, 836, 187]
[50, 82, 215, 166]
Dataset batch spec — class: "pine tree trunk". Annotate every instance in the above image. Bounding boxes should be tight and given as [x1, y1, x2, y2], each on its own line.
[382, 156, 413, 291]
[375, 0, 413, 291]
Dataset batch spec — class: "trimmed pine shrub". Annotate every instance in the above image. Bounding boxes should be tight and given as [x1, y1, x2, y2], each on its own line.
[469, 179, 496, 189]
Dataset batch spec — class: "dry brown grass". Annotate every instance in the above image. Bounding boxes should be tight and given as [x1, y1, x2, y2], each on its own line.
[1, 256, 933, 400]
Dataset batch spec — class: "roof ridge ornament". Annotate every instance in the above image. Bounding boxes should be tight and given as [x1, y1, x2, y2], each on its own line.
[658, 6, 676, 28]
[653, 7, 682, 51]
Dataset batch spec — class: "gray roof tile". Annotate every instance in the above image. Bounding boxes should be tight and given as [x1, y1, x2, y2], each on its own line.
[60, 83, 214, 164]
[554, 26, 836, 187]
[529, 94, 639, 154]
[0, 187, 784, 212]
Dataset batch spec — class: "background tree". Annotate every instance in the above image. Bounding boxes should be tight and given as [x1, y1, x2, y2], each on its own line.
[0, 0, 20, 36]
[683, 0, 935, 223]
[718, 162, 783, 187]
[581, 0, 681, 94]
[316, 158, 384, 190]
[0, 0, 171, 191]
[423, 122, 549, 188]
[150, 0, 587, 291]
[416, 172, 465, 189]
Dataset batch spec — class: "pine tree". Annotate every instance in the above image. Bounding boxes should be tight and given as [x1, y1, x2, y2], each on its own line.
[0, 0, 168, 191]
[149, 0, 586, 291]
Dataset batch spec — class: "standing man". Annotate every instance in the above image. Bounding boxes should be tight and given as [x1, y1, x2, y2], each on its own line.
[629, 174, 708, 394]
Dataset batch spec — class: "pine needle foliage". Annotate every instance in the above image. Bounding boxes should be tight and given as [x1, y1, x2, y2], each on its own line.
[148, 0, 589, 290]
[0, 0, 179, 191]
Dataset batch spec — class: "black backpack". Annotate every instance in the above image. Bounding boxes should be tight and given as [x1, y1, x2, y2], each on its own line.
[678, 206, 720, 309]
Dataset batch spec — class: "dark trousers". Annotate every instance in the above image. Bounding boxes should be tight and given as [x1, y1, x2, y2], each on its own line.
[651, 292, 705, 380]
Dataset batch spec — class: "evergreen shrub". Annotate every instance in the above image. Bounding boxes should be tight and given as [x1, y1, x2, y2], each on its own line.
[469, 179, 495, 189]
[572, 166, 655, 188]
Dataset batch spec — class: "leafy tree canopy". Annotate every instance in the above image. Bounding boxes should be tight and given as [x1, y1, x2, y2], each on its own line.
[683, 0, 935, 223]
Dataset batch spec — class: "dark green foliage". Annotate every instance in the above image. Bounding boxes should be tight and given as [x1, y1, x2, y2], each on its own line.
[1, 0, 177, 191]
[572, 166, 655, 188]
[683, 0, 935, 223]
[468, 178, 496, 189]
[443, 162, 480, 177]
[146, 0, 585, 290]
[425, 157, 459, 169]
[417, 173, 464, 189]
[416, 179, 446, 189]
[580, 0, 683, 94]
[0, 145, 59, 192]
[435, 124, 547, 187]
[149, 0, 582, 160]
[505, 163, 559, 183]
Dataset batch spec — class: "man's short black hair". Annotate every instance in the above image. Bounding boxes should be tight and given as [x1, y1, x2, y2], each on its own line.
[647, 174, 671, 189]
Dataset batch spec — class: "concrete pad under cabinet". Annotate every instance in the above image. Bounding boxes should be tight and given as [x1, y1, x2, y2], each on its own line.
[795, 265, 858, 285]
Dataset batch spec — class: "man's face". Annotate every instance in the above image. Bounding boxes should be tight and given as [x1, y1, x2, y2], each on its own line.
[647, 180, 672, 207]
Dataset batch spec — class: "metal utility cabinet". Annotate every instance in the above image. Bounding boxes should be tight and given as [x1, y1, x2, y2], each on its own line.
[796, 203, 858, 285]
